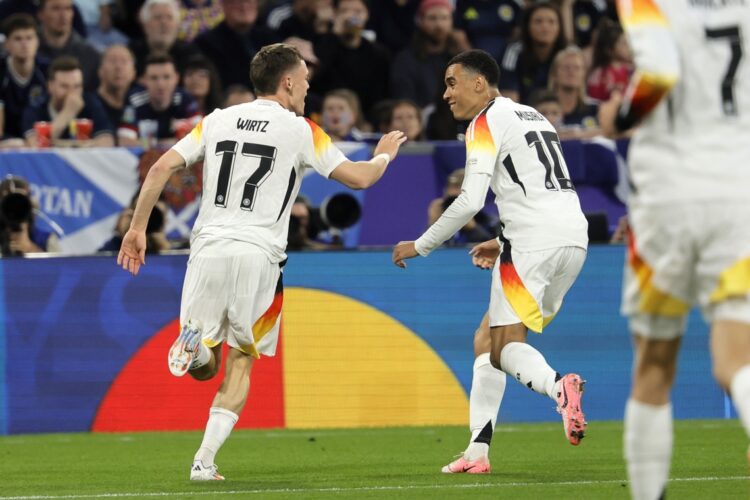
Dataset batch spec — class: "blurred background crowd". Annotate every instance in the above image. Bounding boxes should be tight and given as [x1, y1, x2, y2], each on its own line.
[0, 0, 631, 256]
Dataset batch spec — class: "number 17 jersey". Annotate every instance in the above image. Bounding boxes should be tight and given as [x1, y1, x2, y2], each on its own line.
[172, 99, 347, 263]
[468, 97, 588, 251]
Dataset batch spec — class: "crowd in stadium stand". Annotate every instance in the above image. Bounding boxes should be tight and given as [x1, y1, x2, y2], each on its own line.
[0, 0, 630, 255]
[0, 0, 629, 146]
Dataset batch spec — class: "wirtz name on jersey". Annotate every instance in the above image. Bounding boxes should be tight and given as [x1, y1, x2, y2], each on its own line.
[237, 118, 270, 132]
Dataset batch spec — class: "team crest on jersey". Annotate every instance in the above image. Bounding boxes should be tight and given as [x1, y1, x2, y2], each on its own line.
[498, 5, 515, 22]
[123, 106, 135, 124]
[582, 116, 597, 129]
[576, 14, 591, 31]
[29, 85, 45, 106]
[464, 6, 479, 20]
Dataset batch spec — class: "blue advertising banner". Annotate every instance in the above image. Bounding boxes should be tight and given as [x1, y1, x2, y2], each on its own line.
[0, 246, 733, 434]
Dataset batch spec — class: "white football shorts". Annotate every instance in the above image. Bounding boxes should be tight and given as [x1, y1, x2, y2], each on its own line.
[180, 247, 283, 358]
[489, 243, 586, 333]
[622, 201, 750, 339]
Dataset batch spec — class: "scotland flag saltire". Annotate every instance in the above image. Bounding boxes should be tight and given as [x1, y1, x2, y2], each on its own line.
[0, 149, 140, 253]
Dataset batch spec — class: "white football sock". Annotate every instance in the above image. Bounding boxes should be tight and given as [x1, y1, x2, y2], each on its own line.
[730, 364, 750, 437]
[499, 342, 559, 400]
[194, 407, 239, 467]
[465, 353, 506, 461]
[624, 399, 672, 500]
[189, 341, 211, 370]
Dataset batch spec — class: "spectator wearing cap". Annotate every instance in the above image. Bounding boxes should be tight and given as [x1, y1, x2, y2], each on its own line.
[312, 0, 390, 119]
[0, 14, 48, 144]
[195, 0, 280, 89]
[37, 0, 101, 91]
[22, 56, 114, 147]
[129, 0, 197, 77]
[117, 53, 200, 147]
[390, 0, 466, 110]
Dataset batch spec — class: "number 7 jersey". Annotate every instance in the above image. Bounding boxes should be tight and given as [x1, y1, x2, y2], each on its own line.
[172, 99, 347, 263]
[470, 97, 588, 251]
[618, 0, 750, 205]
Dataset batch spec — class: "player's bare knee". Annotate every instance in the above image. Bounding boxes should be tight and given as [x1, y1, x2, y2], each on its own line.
[489, 349, 503, 371]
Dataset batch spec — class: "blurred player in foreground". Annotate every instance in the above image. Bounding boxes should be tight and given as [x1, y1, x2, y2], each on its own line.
[598, 2, 750, 498]
[118, 43, 405, 481]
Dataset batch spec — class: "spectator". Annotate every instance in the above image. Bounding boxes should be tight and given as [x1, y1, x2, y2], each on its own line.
[98, 206, 133, 251]
[0, 0, 88, 38]
[549, 45, 600, 138]
[37, 0, 101, 91]
[73, 0, 129, 51]
[367, 0, 420, 54]
[0, 14, 48, 144]
[426, 169, 493, 245]
[22, 56, 114, 147]
[454, 0, 523, 63]
[144, 200, 173, 253]
[111, 0, 147, 39]
[287, 196, 337, 250]
[96, 44, 136, 137]
[528, 89, 564, 130]
[129, 0, 196, 77]
[387, 99, 424, 141]
[390, 0, 463, 109]
[194, 0, 280, 89]
[273, 0, 334, 42]
[321, 88, 365, 141]
[558, 0, 613, 49]
[0, 175, 60, 254]
[182, 55, 223, 114]
[312, 0, 390, 117]
[499, 3, 567, 104]
[177, 0, 225, 42]
[118, 53, 200, 147]
[586, 17, 632, 101]
[222, 84, 255, 107]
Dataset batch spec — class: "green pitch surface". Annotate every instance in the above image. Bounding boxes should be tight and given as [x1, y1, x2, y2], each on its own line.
[1, 420, 747, 499]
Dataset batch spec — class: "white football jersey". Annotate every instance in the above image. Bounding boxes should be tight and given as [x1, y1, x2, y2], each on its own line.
[172, 99, 347, 263]
[469, 97, 588, 251]
[620, 0, 750, 205]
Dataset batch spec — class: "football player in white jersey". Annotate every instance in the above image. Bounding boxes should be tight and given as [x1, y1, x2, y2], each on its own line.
[117, 43, 406, 481]
[598, 1, 750, 498]
[392, 49, 589, 473]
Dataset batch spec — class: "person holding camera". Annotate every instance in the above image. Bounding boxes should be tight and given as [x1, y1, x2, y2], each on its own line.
[0, 176, 60, 256]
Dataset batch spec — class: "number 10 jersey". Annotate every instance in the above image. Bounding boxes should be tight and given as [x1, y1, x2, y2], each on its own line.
[468, 97, 588, 251]
[172, 99, 347, 263]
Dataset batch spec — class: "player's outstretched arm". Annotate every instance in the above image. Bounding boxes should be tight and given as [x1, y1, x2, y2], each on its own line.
[117, 149, 186, 276]
[330, 131, 406, 189]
